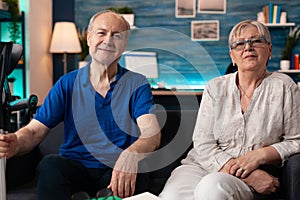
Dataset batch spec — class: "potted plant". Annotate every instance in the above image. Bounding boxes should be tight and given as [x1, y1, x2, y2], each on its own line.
[3, 0, 21, 43]
[280, 26, 300, 70]
[77, 28, 89, 68]
[106, 6, 135, 27]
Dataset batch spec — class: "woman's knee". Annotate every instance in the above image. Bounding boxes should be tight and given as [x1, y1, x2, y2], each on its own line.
[194, 173, 226, 198]
[194, 172, 253, 200]
[160, 165, 204, 200]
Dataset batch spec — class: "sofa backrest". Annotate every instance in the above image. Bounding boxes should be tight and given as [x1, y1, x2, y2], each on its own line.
[38, 108, 199, 163]
[38, 122, 64, 156]
[147, 109, 198, 178]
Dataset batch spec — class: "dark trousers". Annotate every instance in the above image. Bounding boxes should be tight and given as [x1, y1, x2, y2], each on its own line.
[37, 154, 150, 200]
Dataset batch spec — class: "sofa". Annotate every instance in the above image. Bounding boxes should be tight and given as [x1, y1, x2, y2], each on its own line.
[6, 108, 198, 199]
[6, 107, 300, 200]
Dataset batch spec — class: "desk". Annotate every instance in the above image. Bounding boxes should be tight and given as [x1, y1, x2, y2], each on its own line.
[152, 90, 202, 110]
[152, 90, 203, 96]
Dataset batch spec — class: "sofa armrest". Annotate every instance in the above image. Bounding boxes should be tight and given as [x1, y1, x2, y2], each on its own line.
[282, 153, 300, 200]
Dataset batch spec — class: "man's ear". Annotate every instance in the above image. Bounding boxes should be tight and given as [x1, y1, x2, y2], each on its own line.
[87, 32, 91, 46]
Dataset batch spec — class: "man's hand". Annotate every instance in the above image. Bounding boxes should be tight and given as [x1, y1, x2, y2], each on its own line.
[242, 169, 280, 195]
[108, 151, 140, 198]
[0, 133, 18, 158]
[107, 114, 161, 198]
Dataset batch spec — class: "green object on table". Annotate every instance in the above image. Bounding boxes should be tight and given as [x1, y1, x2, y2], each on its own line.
[90, 196, 122, 200]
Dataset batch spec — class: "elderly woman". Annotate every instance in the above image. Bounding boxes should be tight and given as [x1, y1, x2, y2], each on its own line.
[159, 20, 300, 200]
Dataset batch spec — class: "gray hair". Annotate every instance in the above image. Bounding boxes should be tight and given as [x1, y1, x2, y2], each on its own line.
[87, 10, 130, 36]
[228, 20, 271, 47]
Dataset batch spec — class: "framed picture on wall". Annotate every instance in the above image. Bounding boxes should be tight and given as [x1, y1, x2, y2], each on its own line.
[191, 20, 219, 41]
[175, 0, 196, 18]
[197, 0, 226, 14]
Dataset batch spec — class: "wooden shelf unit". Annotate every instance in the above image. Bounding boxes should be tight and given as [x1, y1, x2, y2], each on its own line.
[263, 22, 295, 27]
[278, 69, 300, 73]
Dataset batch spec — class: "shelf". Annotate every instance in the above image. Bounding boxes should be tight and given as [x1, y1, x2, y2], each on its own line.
[263, 22, 295, 27]
[0, 11, 26, 98]
[0, 9, 11, 20]
[278, 69, 300, 73]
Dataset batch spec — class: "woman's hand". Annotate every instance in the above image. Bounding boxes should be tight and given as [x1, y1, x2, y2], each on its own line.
[229, 149, 262, 178]
[229, 147, 281, 179]
[242, 169, 280, 195]
[219, 149, 264, 178]
[220, 157, 280, 194]
[219, 155, 258, 178]
[219, 158, 236, 174]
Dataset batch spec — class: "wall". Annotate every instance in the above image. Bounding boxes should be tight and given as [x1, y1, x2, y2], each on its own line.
[74, 0, 300, 89]
[26, 0, 53, 105]
[52, 0, 77, 83]
[2, 1, 53, 101]
[23, 0, 74, 104]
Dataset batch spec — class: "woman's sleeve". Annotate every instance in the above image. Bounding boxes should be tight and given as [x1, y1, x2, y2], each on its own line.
[192, 83, 233, 172]
[272, 82, 300, 164]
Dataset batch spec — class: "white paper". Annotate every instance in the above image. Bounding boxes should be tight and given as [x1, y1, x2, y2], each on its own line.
[123, 192, 160, 200]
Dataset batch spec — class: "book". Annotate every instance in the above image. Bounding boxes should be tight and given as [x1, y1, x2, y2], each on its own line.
[276, 5, 281, 23]
[263, 5, 269, 23]
[268, 2, 273, 23]
[272, 5, 278, 24]
[294, 54, 299, 70]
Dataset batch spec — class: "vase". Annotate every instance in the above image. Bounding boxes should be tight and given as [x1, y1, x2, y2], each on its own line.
[120, 14, 135, 28]
[280, 60, 290, 70]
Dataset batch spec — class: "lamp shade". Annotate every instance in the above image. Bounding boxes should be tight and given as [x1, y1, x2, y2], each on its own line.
[50, 22, 82, 53]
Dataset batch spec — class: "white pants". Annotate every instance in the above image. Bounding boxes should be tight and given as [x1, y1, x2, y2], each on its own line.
[159, 164, 254, 200]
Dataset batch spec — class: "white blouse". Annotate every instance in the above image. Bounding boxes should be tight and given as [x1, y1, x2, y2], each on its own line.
[183, 71, 300, 173]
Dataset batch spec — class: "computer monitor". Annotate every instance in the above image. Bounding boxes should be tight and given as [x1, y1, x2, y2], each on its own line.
[123, 51, 158, 78]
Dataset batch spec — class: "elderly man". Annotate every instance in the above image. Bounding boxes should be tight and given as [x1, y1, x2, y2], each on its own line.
[0, 10, 161, 200]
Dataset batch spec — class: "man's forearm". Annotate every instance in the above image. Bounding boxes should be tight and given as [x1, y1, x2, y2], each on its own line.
[126, 132, 161, 154]
[15, 119, 49, 155]
[129, 113, 161, 155]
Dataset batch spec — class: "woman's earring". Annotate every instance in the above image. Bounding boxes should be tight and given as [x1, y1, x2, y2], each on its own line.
[269, 56, 272, 60]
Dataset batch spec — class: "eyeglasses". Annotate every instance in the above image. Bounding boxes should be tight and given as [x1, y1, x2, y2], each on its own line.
[230, 36, 270, 50]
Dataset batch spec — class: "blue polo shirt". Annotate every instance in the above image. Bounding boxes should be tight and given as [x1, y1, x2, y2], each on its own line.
[34, 64, 155, 168]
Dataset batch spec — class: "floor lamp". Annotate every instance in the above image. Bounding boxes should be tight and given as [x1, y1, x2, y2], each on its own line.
[49, 22, 82, 74]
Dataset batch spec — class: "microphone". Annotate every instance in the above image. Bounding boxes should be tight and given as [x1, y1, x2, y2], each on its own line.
[71, 188, 121, 200]
[96, 188, 113, 198]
